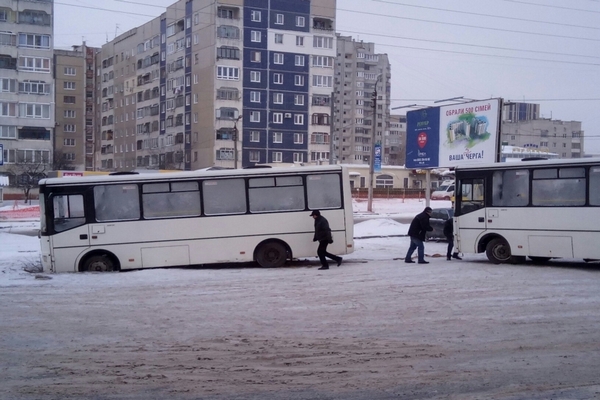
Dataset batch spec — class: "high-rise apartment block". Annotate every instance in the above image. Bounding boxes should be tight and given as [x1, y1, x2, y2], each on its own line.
[54, 43, 97, 171]
[333, 35, 390, 165]
[94, 0, 337, 172]
[0, 0, 54, 181]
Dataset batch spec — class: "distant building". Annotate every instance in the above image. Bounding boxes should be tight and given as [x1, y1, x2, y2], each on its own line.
[54, 43, 98, 171]
[387, 114, 406, 166]
[501, 102, 584, 159]
[333, 35, 391, 165]
[0, 0, 55, 186]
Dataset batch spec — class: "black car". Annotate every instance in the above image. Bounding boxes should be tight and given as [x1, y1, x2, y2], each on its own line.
[426, 208, 454, 241]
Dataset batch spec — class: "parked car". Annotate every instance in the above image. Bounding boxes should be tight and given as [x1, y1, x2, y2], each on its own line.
[426, 207, 454, 241]
[431, 181, 455, 200]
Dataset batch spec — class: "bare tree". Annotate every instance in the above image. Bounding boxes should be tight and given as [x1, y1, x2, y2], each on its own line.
[6, 157, 49, 204]
[51, 149, 76, 171]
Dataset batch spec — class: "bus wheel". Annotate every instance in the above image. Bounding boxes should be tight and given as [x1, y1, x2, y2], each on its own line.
[529, 256, 551, 264]
[486, 238, 511, 264]
[256, 242, 287, 268]
[83, 255, 115, 272]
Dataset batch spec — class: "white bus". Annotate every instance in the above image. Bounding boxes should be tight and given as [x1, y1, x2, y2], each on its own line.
[453, 158, 600, 264]
[38, 165, 354, 272]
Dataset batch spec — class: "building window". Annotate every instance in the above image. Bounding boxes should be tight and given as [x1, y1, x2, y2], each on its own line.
[296, 16, 305, 27]
[249, 150, 260, 163]
[250, 111, 260, 122]
[18, 33, 50, 49]
[251, 30, 261, 42]
[294, 133, 303, 144]
[275, 14, 284, 24]
[293, 153, 303, 163]
[296, 36, 304, 46]
[64, 110, 76, 118]
[64, 124, 76, 132]
[294, 114, 304, 125]
[294, 75, 304, 86]
[272, 152, 282, 163]
[64, 138, 76, 146]
[274, 53, 284, 64]
[217, 25, 240, 39]
[273, 73, 283, 84]
[250, 71, 261, 83]
[64, 81, 76, 90]
[295, 55, 305, 66]
[312, 75, 333, 87]
[250, 91, 261, 103]
[313, 36, 333, 49]
[294, 94, 304, 106]
[64, 67, 76, 76]
[217, 46, 240, 60]
[251, 10, 261, 22]
[217, 66, 239, 80]
[273, 113, 283, 124]
[312, 56, 333, 68]
[251, 50, 261, 62]
[250, 131, 260, 142]
[274, 34, 283, 44]
[273, 92, 283, 104]
[273, 132, 283, 143]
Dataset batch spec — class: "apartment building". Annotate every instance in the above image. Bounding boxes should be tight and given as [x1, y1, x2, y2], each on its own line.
[0, 0, 54, 187]
[333, 35, 391, 166]
[501, 102, 584, 159]
[94, 0, 337, 172]
[387, 114, 406, 166]
[54, 43, 97, 171]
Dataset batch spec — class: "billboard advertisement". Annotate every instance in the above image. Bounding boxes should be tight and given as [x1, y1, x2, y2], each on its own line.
[406, 98, 501, 168]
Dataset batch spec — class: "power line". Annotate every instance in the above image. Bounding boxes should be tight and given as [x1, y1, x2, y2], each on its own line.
[54, 2, 157, 18]
[500, 0, 600, 14]
[373, 0, 600, 31]
[337, 29, 600, 60]
[336, 7, 600, 42]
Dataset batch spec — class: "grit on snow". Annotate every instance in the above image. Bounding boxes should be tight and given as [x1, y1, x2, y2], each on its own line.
[2, 198, 600, 400]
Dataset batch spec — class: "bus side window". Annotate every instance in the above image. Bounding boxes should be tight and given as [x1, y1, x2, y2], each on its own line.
[53, 194, 86, 232]
[492, 169, 529, 207]
[590, 167, 600, 206]
[307, 174, 342, 210]
[459, 179, 485, 214]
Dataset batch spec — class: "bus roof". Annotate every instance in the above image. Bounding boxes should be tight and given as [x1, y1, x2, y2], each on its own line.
[454, 157, 600, 173]
[38, 165, 346, 187]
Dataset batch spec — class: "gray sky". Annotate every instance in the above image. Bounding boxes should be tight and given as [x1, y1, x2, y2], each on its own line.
[54, 0, 600, 153]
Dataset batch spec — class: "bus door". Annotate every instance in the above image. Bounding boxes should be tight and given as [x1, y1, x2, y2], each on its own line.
[49, 192, 90, 251]
[455, 177, 486, 252]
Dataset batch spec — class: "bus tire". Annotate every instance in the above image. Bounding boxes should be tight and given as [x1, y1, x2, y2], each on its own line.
[83, 255, 115, 272]
[485, 238, 511, 264]
[255, 241, 287, 268]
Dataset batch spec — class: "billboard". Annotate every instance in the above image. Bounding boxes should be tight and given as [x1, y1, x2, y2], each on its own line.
[406, 98, 501, 168]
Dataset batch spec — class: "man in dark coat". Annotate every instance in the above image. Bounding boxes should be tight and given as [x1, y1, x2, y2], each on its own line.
[443, 217, 462, 261]
[404, 206, 434, 264]
[311, 210, 342, 270]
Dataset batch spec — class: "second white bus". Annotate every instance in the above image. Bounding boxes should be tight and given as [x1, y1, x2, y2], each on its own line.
[38, 165, 354, 272]
[454, 158, 600, 264]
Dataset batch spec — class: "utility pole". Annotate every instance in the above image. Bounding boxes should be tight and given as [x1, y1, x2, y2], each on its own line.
[367, 76, 380, 212]
[233, 115, 242, 169]
[329, 91, 335, 165]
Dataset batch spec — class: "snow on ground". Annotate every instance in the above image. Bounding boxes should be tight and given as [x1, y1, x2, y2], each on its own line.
[0, 198, 453, 285]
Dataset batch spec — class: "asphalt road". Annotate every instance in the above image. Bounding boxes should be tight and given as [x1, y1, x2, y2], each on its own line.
[3, 252, 600, 400]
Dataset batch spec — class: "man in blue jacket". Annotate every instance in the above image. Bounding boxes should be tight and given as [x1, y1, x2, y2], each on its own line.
[404, 207, 434, 264]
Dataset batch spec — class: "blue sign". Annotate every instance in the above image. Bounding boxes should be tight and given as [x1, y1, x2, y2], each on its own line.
[406, 107, 441, 168]
[0, 143, 3, 166]
[374, 142, 381, 172]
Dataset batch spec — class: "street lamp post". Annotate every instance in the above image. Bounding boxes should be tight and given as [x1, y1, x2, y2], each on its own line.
[367, 74, 382, 213]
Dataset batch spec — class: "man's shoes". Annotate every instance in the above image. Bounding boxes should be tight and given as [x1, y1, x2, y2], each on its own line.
[418, 260, 430, 264]
[405, 259, 415, 263]
[447, 256, 451, 261]
[452, 253, 462, 260]
[337, 257, 343, 267]
[318, 266, 329, 270]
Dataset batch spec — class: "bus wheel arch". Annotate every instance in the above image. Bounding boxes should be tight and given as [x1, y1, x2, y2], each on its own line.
[254, 240, 290, 268]
[79, 251, 120, 272]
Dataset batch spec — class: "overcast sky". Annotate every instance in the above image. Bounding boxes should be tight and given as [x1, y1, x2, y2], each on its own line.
[54, 0, 600, 153]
